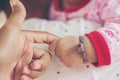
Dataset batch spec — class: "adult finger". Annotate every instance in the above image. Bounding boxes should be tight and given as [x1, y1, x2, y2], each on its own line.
[20, 75, 32, 80]
[31, 48, 51, 70]
[3, 0, 26, 30]
[22, 48, 51, 78]
[22, 65, 44, 79]
[23, 30, 59, 44]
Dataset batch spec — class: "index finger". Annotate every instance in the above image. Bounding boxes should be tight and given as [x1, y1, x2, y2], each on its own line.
[23, 30, 59, 44]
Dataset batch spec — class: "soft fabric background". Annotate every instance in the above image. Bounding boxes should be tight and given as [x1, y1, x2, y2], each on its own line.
[22, 18, 101, 80]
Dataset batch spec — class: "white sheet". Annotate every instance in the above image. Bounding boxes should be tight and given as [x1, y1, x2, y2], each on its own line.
[22, 18, 112, 80]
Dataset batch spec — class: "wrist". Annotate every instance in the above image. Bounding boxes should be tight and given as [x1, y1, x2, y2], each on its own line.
[72, 36, 84, 63]
[83, 36, 97, 63]
[75, 36, 97, 64]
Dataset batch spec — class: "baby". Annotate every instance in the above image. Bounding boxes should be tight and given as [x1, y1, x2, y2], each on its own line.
[22, 18, 102, 80]
[22, 0, 120, 80]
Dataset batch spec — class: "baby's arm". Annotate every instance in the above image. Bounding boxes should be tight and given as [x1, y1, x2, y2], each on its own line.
[86, 0, 120, 66]
[55, 0, 120, 67]
[52, 0, 120, 67]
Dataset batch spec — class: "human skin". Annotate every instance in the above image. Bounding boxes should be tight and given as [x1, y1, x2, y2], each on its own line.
[0, 0, 59, 80]
[50, 36, 97, 68]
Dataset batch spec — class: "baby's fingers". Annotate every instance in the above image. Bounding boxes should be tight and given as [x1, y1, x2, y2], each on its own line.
[49, 40, 58, 51]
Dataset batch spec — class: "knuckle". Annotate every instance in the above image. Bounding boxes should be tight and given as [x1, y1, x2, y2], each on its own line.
[65, 63, 75, 68]
[62, 60, 76, 68]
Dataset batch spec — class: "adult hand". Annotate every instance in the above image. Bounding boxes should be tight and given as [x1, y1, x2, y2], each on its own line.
[0, 0, 58, 80]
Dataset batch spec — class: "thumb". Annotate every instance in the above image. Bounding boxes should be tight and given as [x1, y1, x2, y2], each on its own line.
[3, 0, 26, 30]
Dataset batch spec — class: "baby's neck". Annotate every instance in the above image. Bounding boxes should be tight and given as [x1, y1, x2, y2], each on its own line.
[61, 0, 86, 9]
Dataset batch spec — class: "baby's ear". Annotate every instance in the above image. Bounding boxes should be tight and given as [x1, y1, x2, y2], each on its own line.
[49, 40, 58, 51]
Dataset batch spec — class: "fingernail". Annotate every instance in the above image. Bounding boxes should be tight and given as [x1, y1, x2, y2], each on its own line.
[33, 64, 42, 70]
[9, 0, 17, 9]
[20, 75, 28, 80]
[10, 0, 17, 6]
[22, 66, 31, 74]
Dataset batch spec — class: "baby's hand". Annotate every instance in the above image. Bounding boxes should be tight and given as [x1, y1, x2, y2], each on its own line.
[50, 36, 83, 68]
[50, 36, 97, 68]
